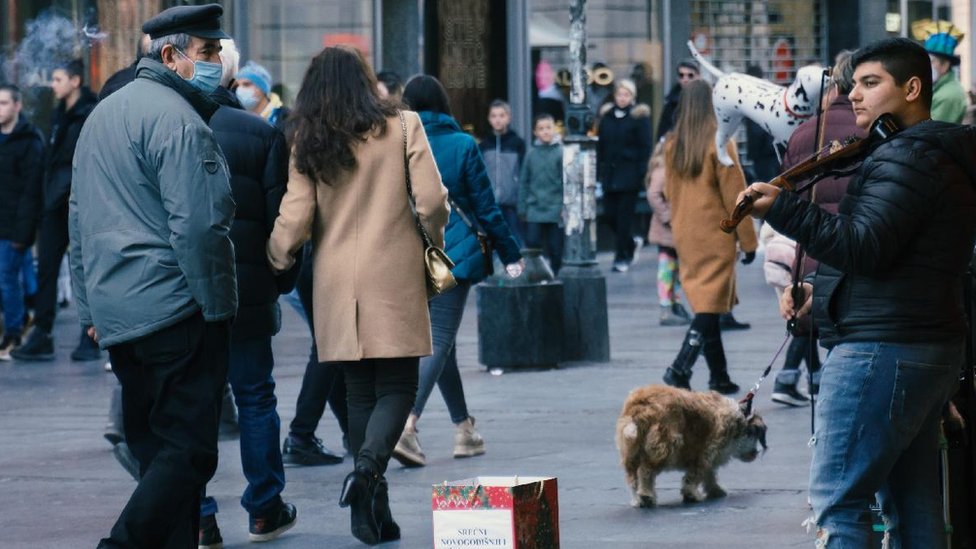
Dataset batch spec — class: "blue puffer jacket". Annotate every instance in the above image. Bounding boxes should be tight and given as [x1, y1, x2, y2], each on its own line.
[419, 111, 521, 282]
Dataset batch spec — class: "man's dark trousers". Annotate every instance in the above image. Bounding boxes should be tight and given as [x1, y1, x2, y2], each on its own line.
[32, 202, 68, 334]
[99, 313, 230, 548]
[289, 250, 348, 439]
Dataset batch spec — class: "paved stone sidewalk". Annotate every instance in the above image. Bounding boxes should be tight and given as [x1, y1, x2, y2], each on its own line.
[0, 248, 819, 548]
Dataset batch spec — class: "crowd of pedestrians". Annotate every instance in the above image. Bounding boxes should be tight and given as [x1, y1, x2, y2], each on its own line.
[2, 2, 976, 547]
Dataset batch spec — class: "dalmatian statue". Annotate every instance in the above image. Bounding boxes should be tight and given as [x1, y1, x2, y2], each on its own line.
[687, 40, 825, 166]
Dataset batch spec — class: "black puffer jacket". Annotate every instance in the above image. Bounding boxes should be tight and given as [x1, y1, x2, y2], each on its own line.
[766, 120, 976, 348]
[0, 118, 45, 245]
[209, 87, 294, 340]
[46, 87, 97, 211]
[596, 103, 653, 193]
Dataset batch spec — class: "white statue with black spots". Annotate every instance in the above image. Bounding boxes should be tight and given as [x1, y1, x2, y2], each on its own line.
[687, 40, 824, 167]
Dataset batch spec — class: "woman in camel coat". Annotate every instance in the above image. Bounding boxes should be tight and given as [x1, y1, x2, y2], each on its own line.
[662, 80, 758, 394]
[267, 47, 449, 545]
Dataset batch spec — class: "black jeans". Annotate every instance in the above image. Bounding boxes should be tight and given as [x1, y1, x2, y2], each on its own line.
[99, 313, 230, 549]
[341, 358, 419, 475]
[524, 222, 564, 274]
[289, 254, 348, 439]
[603, 190, 639, 262]
[33, 203, 69, 333]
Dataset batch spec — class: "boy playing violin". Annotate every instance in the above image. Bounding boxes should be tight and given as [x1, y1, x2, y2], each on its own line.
[743, 37, 976, 547]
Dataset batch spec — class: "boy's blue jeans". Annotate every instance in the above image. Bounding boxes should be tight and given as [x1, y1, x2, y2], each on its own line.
[0, 240, 26, 336]
[811, 340, 962, 548]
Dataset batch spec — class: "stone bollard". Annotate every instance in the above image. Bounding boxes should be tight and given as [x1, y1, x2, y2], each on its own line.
[476, 249, 564, 371]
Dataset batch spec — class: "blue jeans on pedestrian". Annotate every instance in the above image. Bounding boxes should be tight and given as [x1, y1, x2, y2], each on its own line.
[201, 336, 285, 519]
[21, 247, 37, 298]
[0, 240, 26, 336]
[412, 281, 472, 424]
[810, 340, 963, 548]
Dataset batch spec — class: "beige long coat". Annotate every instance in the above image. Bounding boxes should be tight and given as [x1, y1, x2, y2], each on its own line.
[664, 139, 758, 313]
[268, 111, 450, 362]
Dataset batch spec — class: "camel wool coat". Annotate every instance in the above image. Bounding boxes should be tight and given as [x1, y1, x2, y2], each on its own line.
[664, 139, 757, 313]
[267, 111, 450, 362]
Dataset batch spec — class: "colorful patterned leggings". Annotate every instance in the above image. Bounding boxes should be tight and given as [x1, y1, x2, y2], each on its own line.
[657, 246, 681, 307]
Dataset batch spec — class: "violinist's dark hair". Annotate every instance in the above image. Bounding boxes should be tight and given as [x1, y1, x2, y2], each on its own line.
[402, 75, 453, 118]
[289, 46, 397, 184]
[851, 37, 932, 108]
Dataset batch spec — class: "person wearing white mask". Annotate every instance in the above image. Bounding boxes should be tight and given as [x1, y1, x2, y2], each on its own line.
[236, 60, 290, 131]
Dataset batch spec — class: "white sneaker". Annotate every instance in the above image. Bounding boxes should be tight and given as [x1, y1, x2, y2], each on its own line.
[0, 335, 21, 361]
[612, 261, 630, 273]
[104, 361, 113, 372]
[392, 427, 426, 467]
[453, 417, 486, 458]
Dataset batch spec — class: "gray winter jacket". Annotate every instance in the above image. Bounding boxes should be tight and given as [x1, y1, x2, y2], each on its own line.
[479, 130, 525, 207]
[69, 59, 237, 347]
[518, 139, 564, 224]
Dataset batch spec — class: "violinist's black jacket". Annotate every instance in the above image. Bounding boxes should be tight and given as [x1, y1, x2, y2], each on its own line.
[765, 120, 976, 348]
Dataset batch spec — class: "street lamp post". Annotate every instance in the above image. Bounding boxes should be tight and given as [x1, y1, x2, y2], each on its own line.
[559, 0, 610, 362]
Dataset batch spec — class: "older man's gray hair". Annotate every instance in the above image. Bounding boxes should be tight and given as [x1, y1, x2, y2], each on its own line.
[146, 33, 192, 62]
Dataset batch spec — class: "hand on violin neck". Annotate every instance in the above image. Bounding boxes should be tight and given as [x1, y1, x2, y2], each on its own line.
[736, 183, 781, 219]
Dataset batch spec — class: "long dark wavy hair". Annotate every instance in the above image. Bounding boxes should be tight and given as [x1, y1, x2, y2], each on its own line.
[289, 46, 397, 184]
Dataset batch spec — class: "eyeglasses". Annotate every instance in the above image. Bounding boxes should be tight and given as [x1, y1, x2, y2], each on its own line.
[678, 72, 697, 80]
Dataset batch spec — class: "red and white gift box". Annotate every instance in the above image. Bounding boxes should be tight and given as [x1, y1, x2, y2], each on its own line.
[432, 476, 559, 549]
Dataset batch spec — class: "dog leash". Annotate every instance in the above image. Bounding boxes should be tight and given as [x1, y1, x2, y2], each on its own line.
[739, 332, 792, 416]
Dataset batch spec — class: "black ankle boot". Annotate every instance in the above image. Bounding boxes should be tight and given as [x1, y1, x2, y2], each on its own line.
[703, 333, 739, 394]
[373, 477, 400, 541]
[664, 329, 702, 390]
[339, 465, 380, 545]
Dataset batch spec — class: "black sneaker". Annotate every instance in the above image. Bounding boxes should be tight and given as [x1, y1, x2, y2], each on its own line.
[0, 334, 23, 361]
[708, 379, 740, 395]
[719, 313, 751, 331]
[772, 384, 810, 407]
[11, 330, 51, 361]
[70, 329, 102, 362]
[249, 501, 297, 542]
[198, 513, 223, 549]
[282, 435, 344, 466]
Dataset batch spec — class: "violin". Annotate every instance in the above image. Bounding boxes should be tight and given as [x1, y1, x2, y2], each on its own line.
[719, 113, 901, 233]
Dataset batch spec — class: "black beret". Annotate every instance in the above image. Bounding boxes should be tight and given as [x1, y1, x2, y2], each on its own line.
[142, 4, 230, 41]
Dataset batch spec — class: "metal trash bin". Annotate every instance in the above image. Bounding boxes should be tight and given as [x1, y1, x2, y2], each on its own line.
[476, 249, 563, 371]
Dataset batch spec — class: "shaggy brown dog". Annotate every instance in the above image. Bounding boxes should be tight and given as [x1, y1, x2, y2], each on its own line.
[616, 385, 767, 508]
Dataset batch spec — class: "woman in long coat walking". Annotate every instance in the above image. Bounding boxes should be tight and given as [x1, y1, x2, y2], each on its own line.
[267, 46, 449, 545]
[661, 80, 757, 393]
[392, 75, 523, 468]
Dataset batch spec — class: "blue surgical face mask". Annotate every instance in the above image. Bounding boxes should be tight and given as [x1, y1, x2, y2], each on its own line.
[236, 86, 260, 110]
[176, 49, 222, 95]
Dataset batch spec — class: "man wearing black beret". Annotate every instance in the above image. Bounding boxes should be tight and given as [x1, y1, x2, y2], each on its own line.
[69, 4, 238, 547]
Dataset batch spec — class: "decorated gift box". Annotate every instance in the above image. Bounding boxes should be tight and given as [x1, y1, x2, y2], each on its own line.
[432, 476, 559, 549]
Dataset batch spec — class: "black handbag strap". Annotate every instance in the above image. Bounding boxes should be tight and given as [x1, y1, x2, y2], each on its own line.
[399, 110, 435, 249]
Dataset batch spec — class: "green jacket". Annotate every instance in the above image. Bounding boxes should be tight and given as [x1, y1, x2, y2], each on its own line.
[931, 71, 968, 124]
[69, 59, 237, 347]
[518, 140, 564, 224]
